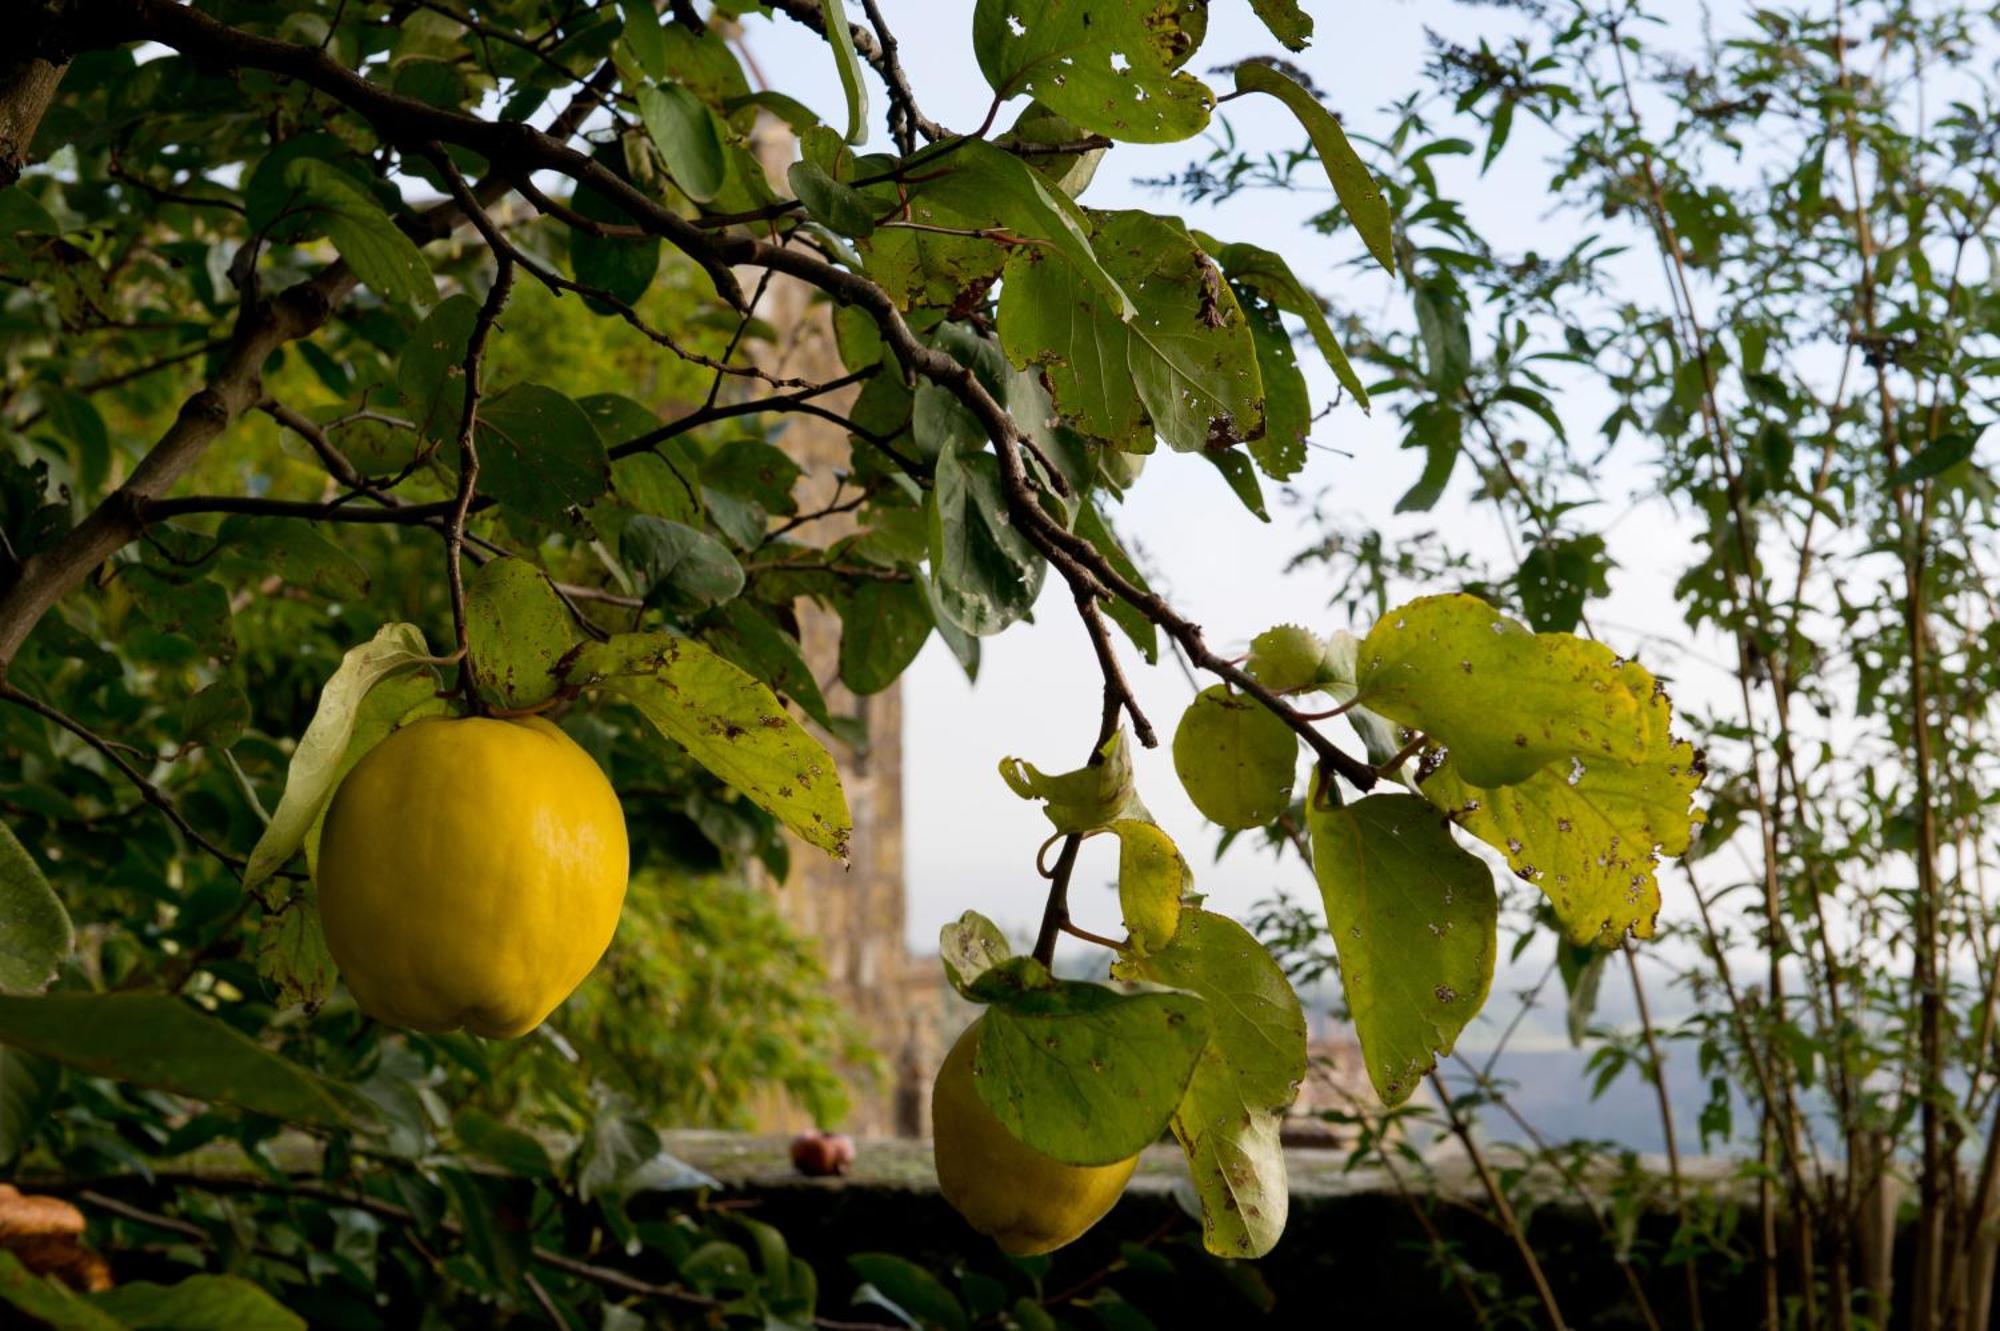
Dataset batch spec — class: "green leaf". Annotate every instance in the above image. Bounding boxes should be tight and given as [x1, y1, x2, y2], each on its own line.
[1205, 447, 1269, 521]
[618, 0, 669, 78]
[122, 568, 234, 659]
[1248, 0, 1313, 51]
[93, 1276, 306, 1331]
[1242, 295, 1310, 481]
[243, 623, 436, 891]
[787, 160, 875, 238]
[1356, 593, 1672, 789]
[1109, 819, 1185, 955]
[817, 0, 870, 144]
[999, 210, 1263, 453]
[999, 728, 1142, 834]
[1232, 63, 1394, 273]
[704, 600, 834, 731]
[1395, 400, 1463, 513]
[1420, 674, 1704, 945]
[568, 632, 853, 859]
[0, 993, 370, 1129]
[36, 386, 109, 494]
[639, 83, 727, 203]
[1207, 237, 1370, 409]
[855, 140, 1130, 316]
[1308, 793, 1498, 1106]
[398, 292, 479, 441]
[1113, 909, 1305, 1257]
[0, 821, 73, 995]
[567, 178, 660, 309]
[837, 579, 931, 696]
[465, 557, 580, 710]
[971, 976, 1209, 1165]
[213, 517, 370, 601]
[1514, 534, 1613, 634]
[938, 910, 1012, 999]
[920, 141, 1131, 316]
[456, 1106, 556, 1177]
[849, 1254, 969, 1331]
[1246, 625, 1334, 694]
[472, 384, 612, 526]
[1171, 686, 1297, 830]
[1074, 503, 1157, 663]
[283, 159, 436, 307]
[997, 101, 1105, 198]
[926, 442, 1045, 635]
[0, 1047, 58, 1161]
[973, 0, 1213, 143]
[621, 515, 745, 610]
[1888, 429, 1981, 486]
[703, 439, 801, 517]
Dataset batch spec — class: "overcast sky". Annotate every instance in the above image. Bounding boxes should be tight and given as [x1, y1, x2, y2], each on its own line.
[742, 1, 1740, 1048]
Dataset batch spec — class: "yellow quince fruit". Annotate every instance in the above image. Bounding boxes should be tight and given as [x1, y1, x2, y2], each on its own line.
[317, 715, 629, 1038]
[931, 1016, 1138, 1254]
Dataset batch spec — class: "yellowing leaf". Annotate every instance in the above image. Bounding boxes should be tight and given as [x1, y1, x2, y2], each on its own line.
[1356, 594, 1660, 789]
[1109, 819, 1186, 954]
[999, 728, 1142, 833]
[1422, 696, 1705, 946]
[465, 557, 580, 711]
[245, 623, 438, 892]
[568, 632, 853, 860]
[1171, 685, 1297, 829]
[1308, 793, 1497, 1107]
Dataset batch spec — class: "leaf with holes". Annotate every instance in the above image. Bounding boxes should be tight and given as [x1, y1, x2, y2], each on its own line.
[1000, 209, 1263, 454]
[1356, 594, 1667, 789]
[972, 0, 1213, 143]
[1420, 678, 1704, 946]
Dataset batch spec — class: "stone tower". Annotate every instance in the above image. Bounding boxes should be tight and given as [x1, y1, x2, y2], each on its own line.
[738, 125, 946, 1138]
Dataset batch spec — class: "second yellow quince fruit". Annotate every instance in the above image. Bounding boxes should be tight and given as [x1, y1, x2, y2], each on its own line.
[317, 714, 629, 1038]
[932, 1017, 1138, 1255]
